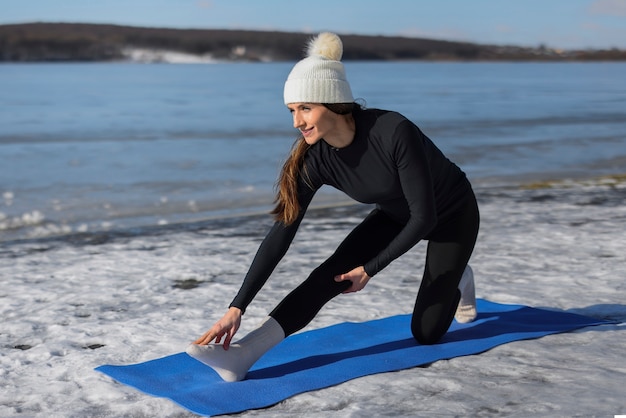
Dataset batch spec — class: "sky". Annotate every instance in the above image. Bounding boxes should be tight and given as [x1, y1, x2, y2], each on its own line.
[1, 0, 625, 50]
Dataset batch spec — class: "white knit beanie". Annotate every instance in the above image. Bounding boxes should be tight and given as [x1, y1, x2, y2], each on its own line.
[283, 32, 354, 105]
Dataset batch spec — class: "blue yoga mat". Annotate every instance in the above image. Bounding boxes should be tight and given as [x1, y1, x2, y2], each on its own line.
[96, 299, 608, 417]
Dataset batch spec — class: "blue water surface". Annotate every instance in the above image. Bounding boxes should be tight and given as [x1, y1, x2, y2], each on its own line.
[1, 62, 625, 241]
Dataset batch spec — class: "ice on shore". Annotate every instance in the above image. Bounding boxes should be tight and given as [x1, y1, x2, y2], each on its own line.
[0, 181, 624, 417]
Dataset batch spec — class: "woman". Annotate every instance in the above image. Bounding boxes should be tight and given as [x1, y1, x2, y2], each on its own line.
[187, 32, 480, 382]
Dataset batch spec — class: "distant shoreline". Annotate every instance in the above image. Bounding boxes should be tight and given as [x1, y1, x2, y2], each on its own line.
[2, 22, 625, 63]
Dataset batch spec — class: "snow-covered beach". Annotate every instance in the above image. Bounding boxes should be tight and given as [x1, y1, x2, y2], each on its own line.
[1, 176, 624, 417]
[2, 61, 625, 416]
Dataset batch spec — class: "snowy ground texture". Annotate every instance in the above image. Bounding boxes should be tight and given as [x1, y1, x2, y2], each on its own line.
[1, 179, 625, 417]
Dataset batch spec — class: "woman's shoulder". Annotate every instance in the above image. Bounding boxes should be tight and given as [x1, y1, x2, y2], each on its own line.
[302, 142, 326, 178]
[356, 108, 415, 142]
[357, 107, 411, 128]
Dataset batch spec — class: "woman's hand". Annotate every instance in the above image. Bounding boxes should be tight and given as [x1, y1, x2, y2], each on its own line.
[193, 307, 242, 349]
[334, 266, 371, 293]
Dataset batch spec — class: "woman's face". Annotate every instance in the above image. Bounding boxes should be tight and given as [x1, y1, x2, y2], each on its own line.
[287, 103, 339, 146]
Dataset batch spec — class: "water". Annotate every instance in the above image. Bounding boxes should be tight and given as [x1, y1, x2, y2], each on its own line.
[1, 62, 625, 242]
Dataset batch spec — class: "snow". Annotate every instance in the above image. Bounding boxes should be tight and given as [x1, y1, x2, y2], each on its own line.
[1, 180, 625, 417]
[121, 48, 222, 64]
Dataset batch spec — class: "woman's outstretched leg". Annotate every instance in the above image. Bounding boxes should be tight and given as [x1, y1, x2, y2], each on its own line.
[271, 209, 403, 335]
[187, 209, 402, 381]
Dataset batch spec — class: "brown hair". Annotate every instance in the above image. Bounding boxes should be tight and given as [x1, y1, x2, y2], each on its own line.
[271, 102, 356, 225]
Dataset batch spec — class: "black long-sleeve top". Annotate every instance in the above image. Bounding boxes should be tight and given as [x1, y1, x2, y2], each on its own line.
[230, 108, 472, 313]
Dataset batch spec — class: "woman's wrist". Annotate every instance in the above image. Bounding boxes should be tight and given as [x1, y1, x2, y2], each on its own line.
[228, 306, 243, 316]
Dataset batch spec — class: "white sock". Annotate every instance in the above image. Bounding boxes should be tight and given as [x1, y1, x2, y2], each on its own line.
[455, 265, 477, 323]
[186, 316, 285, 382]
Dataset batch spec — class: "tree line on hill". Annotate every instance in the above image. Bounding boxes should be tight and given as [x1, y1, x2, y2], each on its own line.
[1, 22, 624, 62]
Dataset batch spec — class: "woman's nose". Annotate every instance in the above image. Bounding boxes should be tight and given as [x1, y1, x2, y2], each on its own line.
[292, 112, 304, 129]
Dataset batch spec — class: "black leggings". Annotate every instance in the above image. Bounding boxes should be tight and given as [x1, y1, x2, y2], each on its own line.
[270, 192, 480, 345]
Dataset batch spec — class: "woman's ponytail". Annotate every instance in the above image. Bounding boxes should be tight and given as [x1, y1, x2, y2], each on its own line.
[271, 137, 310, 225]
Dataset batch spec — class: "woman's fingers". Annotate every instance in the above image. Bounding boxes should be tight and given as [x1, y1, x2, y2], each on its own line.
[191, 307, 242, 346]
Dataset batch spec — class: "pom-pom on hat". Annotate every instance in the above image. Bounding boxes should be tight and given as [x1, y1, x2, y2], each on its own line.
[283, 32, 354, 105]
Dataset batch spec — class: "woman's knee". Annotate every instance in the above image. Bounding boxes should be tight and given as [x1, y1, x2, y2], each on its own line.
[410, 323, 445, 345]
[410, 296, 459, 345]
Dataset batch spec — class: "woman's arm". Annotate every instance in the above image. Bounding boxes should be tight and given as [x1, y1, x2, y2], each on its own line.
[228, 214, 305, 313]
[363, 120, 437, 276]
[193, 187, 315, 345]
